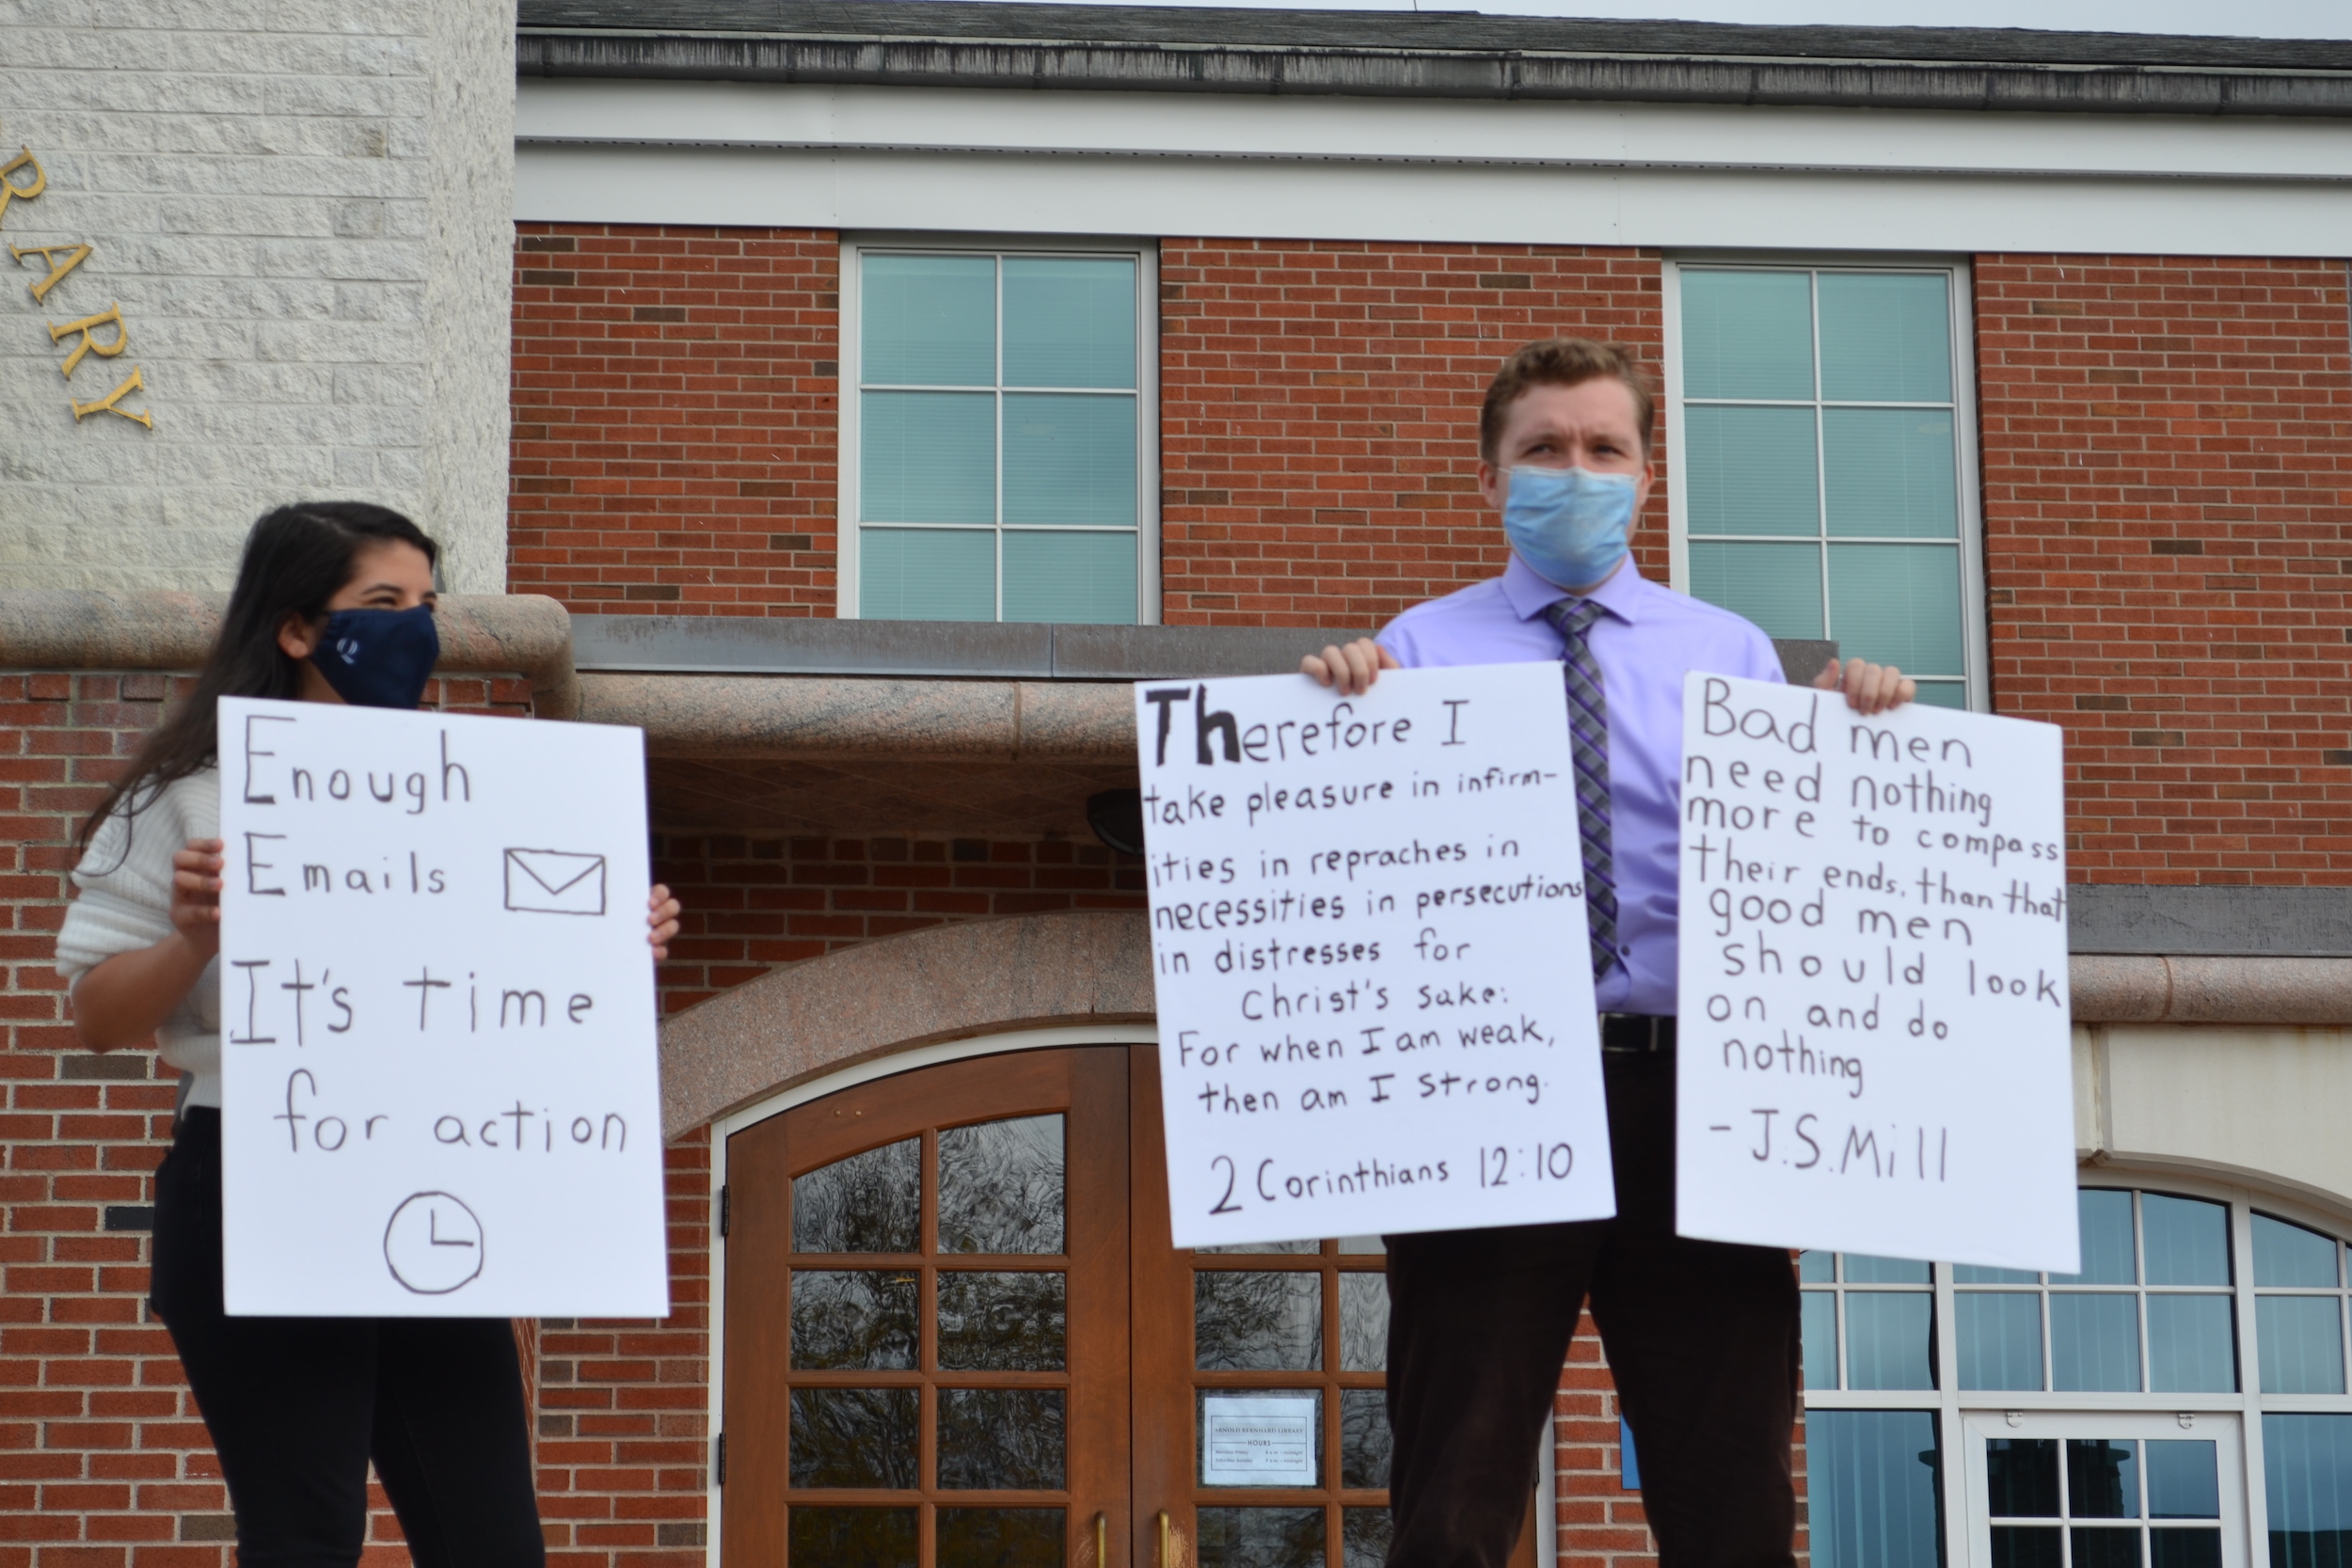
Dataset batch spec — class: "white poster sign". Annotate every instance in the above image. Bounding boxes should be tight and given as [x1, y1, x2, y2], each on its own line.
[1201, 1396, 1319, 1487]
[1675, 674, 2078, 1274]
[1136, 664, 1610, 1248]
[216, 697, 669, 1316]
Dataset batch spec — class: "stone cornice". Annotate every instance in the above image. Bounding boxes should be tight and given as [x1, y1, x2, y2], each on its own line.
[0, 589, 580, 721]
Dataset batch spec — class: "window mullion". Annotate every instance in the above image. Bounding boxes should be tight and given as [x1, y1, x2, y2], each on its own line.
[2041, 1276, 2057, 1394]
[993, 253, 1006, 623]
[1836, 1272, 1850, 1391]
[1808, 270, 1832, 647]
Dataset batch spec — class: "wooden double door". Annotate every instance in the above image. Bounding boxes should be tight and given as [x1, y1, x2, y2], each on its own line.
[723, 1044, 1511, 1568]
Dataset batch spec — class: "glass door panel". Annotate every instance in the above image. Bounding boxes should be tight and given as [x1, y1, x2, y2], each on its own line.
[1961, 1412, 2245, 1568]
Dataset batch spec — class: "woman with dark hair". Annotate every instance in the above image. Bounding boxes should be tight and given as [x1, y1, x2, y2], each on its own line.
[56, 502, 682, 1568]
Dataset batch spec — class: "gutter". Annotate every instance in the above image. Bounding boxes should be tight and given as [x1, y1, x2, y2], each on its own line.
[516, 31, 2352, 118]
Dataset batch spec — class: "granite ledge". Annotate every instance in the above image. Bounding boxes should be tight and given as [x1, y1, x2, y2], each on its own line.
[0, 590, 580, 719]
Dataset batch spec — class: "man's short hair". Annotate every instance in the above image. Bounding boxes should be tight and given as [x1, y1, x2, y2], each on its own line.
[1478, 339, 1656, 463]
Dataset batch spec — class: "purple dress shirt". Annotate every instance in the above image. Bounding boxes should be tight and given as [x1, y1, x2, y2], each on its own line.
[1378, 555, 1786, 1017]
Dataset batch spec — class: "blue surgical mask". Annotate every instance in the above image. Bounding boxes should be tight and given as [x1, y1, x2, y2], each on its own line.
[310, 605, 440, 709]
[1502, 466, 1637, 590]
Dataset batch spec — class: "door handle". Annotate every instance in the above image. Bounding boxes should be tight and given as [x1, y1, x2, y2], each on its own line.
[1156, 1511, 1189, 1568]
[1095, 1512, 1106, 1568]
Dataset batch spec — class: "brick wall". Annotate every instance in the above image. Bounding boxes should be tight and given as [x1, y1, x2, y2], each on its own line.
[0, 670, 547, 1568]
[1158, 242, 1669, 627]
[651, 834, 1147, 1013]
[536, 1132, 713, 1568]
[1976, 255, 2352, 883]
[509, 226, 841, 617]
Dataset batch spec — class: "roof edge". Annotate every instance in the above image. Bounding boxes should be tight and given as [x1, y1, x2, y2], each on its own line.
[515, 31, 2352, 116]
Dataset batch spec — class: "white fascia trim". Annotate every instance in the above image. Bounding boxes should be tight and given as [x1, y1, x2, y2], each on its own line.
[517, 80, 2352, 185]
[518, 140, 2352, 261]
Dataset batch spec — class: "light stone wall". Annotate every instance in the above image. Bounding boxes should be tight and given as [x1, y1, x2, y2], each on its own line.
[0, 0, 515, 592]
[2074, 1023, 2352, 1224]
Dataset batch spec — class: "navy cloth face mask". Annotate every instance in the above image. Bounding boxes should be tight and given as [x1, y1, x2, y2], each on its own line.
[310, 605, 440, 709]
[1502, 465, 1638, 590]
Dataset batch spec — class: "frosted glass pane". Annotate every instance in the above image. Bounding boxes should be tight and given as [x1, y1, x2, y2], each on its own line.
[1808, 1411, 1943, 1568]
[1959, 1292, 2044, 1390]
[863, 254, 994, 387]
[2058, 1191, 2138, 1286]
[2256, 1214, 2341, 1288]
[861, 391, 994, 525]
[2051, 1293, 2141, 1392]
[2144, 1195, 2231, 1286]
[1826, 545, 1963, 676]
[1685, 405, 1819, 535]
[1820, 274, 1952, 403]
[1003, 531, 1137, 625]
[1004, 257, 1136, 388]
[1914, 682, 1967, 710]
[2260, 1296, 2346, 1395]
[2264, 1415, 2352, 1568]
[1956, 1265, 2041, 1284]
[2148, 1294, 2236, 1392]
[1803, 1291, 1837, 1390]
[1680, 270, 1814, 400]
[1844, 1293, 1932, 1390]
[860, 529, 993, 621]
[1824, 410, 1959, 538]
[1003, 394, 1136, 526]
[1688, 541, 1823, 641]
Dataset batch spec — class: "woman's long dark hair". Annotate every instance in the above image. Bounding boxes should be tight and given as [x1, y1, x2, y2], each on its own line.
[78, 502, 439, 851]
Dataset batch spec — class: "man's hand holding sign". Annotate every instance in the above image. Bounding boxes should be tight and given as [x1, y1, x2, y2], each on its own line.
[1676, 675, 2076, 1274]
[1136, 665, 1612, 1247]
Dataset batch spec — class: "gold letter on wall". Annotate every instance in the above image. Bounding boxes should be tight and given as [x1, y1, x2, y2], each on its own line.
[10, 242, 90, 303]
[70, 365, 152, 429]
[49, 302, 127, 378]
[0, 149, 44, 227]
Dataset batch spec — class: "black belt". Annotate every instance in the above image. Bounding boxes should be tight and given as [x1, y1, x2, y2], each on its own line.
[1599, 1014, 1676, 1055]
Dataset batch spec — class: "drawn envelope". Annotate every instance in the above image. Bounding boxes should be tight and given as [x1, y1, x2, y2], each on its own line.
[503, 847, 608, 916]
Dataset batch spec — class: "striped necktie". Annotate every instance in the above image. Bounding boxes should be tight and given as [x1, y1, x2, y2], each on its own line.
[1543, 596, 1621, 982]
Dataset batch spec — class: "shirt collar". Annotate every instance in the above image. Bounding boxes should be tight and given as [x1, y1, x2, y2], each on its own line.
[1502, 552, 1649, 626]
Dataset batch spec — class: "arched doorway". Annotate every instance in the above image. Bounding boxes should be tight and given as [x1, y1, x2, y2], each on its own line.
[717, 1041, 1541, 1568]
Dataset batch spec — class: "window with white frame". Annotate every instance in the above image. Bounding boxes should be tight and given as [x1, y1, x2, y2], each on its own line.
[841, 243, 1155, 624]
[1667, 261, 1983, 708]
[1800, 1183, 2352, 1568]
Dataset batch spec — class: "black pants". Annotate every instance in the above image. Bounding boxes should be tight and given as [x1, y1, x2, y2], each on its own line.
[1384, 1053, 1801, 1568]
[151, 1110, 546, 1568]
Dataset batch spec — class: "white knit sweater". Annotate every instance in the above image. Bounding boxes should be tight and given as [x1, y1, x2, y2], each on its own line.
[55, 769, 222, 1108]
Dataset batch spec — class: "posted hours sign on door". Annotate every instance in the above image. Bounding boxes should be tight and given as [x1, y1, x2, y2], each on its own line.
[216, 697, 669, 1316]
[1674, 674, 2079, 1275]
[1134, 664, 1612, 1248]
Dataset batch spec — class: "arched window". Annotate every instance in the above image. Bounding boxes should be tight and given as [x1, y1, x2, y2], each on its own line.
[1800, 1181, 2352, 1568]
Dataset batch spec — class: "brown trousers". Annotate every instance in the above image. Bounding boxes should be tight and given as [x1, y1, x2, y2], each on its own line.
[1383, 1052, 1802, 1568]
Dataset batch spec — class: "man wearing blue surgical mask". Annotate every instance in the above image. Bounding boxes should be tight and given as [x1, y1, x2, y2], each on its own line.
[1304, 340, 1913, 1568]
